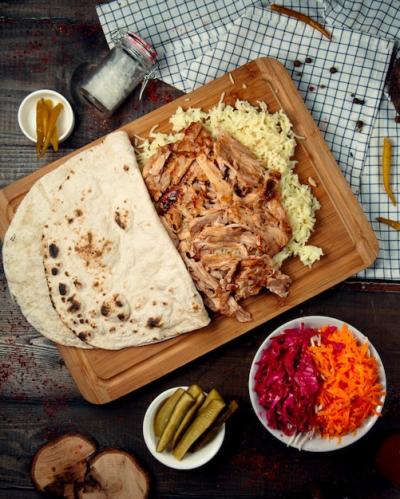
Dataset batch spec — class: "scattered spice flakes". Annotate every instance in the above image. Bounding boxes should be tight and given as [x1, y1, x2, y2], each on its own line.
[305, 57, 312, 63]
[309, 85, 316, 92]
[293, 60, 302, 67]
[329, 67, 338, 74]
[353, 97, 365, 105]
[320, 84, 326, 89]
[356, 120, 364, 132]
[145, 79, 159, 103]
[0, 294, 75, 403]
[42, 396, 68, 419]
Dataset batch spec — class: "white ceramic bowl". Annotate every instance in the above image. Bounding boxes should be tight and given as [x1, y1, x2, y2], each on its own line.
[248, 316, 386, 452]
[18, 89, 75, 143]
[143, 386, 225, 469]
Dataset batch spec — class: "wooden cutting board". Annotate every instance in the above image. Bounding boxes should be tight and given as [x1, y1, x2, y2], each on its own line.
[0, 58, 378, 404]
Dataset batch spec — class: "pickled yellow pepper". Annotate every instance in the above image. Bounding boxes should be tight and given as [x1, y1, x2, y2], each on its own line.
[35, 99, 63, 157]
[35, 99, 48, 158]
[41, 102, 63, 157]
[44, 99, 59, 152]
[382, 137, 397, 206]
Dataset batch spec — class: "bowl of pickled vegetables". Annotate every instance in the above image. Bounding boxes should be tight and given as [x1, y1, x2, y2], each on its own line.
[143, 385, 238, 469]
[18, 89, 75, 156]
[249, 316, 386, 452]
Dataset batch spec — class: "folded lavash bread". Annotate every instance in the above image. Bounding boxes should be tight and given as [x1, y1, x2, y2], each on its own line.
[3, 182, 92, 348]
[3, 131, 210, 349]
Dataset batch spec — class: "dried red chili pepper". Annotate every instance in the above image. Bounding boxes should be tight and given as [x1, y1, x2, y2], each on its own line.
[377, 216, 400, 231]
[271, 4, 332, 40]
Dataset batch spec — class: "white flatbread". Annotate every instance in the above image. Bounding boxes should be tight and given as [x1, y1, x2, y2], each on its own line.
[3, 181, 91, 348]
[3, 131, 210, 349]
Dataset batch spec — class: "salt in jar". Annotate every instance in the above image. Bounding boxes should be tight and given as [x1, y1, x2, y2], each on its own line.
[80, 32, 157, 115]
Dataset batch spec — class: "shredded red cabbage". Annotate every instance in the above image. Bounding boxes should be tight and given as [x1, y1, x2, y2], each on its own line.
[320, 325, 344, 353]
[254, 323, 321, 436]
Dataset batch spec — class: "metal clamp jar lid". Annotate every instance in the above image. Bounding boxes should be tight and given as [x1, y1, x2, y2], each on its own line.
[121, 33, 157, 64]
[80, 32, 157, 116]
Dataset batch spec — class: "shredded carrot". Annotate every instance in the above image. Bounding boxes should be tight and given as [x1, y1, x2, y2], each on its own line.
[308, 324, 384, 438]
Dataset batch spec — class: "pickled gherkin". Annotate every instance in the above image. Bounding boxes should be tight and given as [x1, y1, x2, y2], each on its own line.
[156, 391, 195, 452]
[172, 399, 226, 460]
[191, 400, 239, 452]
[153, 388, 185, 438]
[187, 384, 203, 399]
[171, 392, 205, 448]
[153, 386, 238, 460]
[199, 388, 223, 410]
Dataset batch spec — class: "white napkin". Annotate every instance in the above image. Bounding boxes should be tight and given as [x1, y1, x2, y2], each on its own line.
[97, 0, 399, 280]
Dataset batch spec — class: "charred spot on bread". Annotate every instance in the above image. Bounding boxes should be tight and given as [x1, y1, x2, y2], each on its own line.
[49, 244, 59, 258]
[74, 232, 112, 266]
[59, 283, 68, 296]
[73, 279, 82, 289]
[114, 211, 125, 229]
[146, 317, 162, 328]
[67, 297, 81, 313]
[100, 304, 110, 317]
[114, 209, 129, 230]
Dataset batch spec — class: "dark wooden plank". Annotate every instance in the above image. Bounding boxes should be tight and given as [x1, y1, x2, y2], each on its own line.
[1, 282, 399, 498]
[0, 0, 99, 20]
[343, 280, 400, 293]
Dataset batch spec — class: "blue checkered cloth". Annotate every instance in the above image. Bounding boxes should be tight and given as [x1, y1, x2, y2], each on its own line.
[97, 0, 400, 280]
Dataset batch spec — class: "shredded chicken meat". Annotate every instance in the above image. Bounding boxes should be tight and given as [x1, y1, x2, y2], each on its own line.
[142, 123, 292, 322]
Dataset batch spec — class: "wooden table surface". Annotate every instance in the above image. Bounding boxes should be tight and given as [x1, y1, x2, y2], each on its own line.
[1, 2, 399, 498]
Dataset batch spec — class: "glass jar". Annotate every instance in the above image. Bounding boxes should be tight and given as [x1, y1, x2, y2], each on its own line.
[80, 33, 157, 115]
